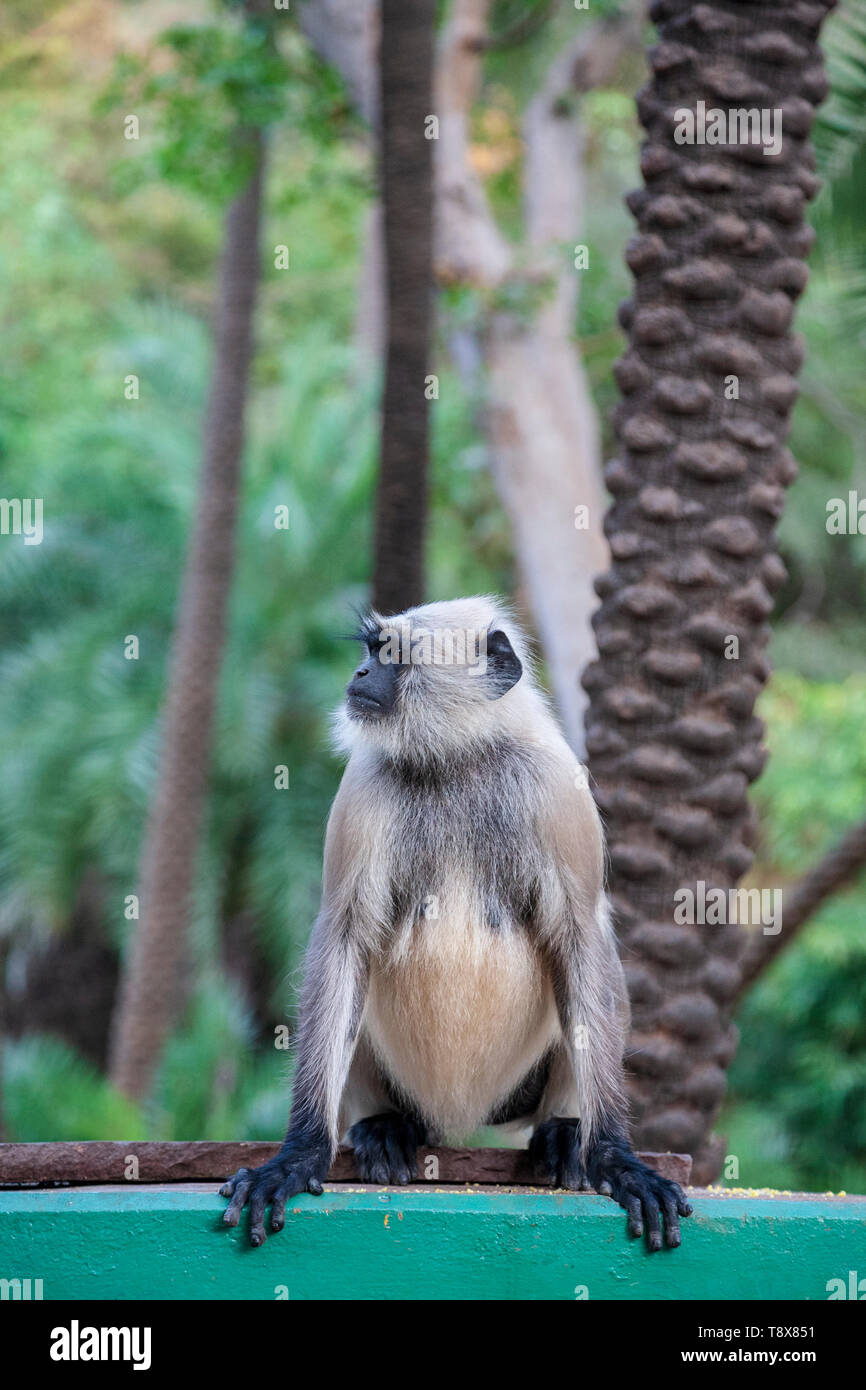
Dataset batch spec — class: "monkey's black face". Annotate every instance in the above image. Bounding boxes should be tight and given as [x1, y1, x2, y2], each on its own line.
[346, 648, 399, 721]
[345, 610, 525, 728]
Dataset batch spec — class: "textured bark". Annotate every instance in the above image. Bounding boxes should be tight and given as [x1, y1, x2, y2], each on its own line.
[109, 137, 265, 1099]
[583, 0, 836, 1182]
[372, 0, 436, 615]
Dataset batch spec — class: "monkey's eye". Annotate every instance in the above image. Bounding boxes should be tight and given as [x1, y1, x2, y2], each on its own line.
[356, 634, 392, 665]
[349, 616, 383, 650]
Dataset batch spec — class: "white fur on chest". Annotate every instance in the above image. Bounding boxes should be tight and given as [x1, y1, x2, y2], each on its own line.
[364, 906, 560, 1137]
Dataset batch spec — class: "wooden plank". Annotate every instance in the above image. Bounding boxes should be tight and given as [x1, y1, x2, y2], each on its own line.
[0, 1140, 691, 1187]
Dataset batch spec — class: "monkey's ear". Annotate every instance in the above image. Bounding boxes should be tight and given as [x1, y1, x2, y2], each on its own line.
[485, 629, 523, 698]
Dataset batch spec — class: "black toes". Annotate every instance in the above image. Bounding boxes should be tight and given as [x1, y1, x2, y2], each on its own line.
[529, 1118, 590, 1190]
[347, 1112, 424, 1185]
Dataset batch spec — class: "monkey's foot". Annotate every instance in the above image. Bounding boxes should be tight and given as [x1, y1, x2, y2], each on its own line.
[529, 1117, 593, 1190]
[585, 1133, 693, 1252]
[347, 1111, 426, 1185]
[220, 1142, 329, 1247]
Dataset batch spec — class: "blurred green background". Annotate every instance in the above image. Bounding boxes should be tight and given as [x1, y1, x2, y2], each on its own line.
[0, 0, 863, 1194]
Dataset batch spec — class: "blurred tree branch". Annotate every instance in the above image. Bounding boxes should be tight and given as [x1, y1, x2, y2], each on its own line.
[738, 815, 866, 995]
[483, 0, 562, 51]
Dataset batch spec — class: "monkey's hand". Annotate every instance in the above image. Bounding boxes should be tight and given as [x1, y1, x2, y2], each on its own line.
[584, 1133, 693, 1252]
[220, 1140, 330, 1247]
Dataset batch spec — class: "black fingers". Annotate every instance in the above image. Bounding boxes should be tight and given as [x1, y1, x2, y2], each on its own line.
[622, 1170, 685, 1251]
[625, 1192, 644, 1241]
[270, 1189, 287, 1232]
[219, 1149, 328, 1245]
[248, 1183, 269, 1248]
[659, 1191, 682, 1249]
[221, 1170, 253, 1226]
[677, 1188, 694, 1217]
[585, 1134, 693, 1252]
[642, 1190, 663, 1252]
[530, 1122, 692, 1248]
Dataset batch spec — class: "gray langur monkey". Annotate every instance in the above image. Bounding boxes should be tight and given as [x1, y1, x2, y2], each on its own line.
[221, 596, 692, 1250]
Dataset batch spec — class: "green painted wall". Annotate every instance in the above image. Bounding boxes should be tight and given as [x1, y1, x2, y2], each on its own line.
[1, 1186, 864, 1300]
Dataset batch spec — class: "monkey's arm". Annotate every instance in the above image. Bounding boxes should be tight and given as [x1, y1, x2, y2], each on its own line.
[222, 772, 373, 1245]
[221, 908, 368, 1245]
[532, 769, 692, 1250]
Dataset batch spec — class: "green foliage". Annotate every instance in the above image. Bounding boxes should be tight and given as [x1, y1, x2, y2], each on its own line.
[0, 311, 378, 951]
[752, 675, 866, 864]
[97, 11, 356, 203]
[2, 0, 865, 1188]
[813, 0, 866, 187]
[5, 1036, 143, 1140]
[152, 972, 290, 1141]
[727, 897, 866, 1195]
[725, 676, 866, 1193]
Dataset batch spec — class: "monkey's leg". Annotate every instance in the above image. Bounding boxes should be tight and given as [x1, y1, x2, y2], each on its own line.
[347, 1111, 428, 1185]
[221, 915, 367, 1246]
[538, 934, 693, 1251]
[338, 1033, 429, 1184]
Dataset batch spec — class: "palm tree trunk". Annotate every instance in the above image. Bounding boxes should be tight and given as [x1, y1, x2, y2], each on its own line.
[372, 0, 436, 615]
[109, 133, 265, 1100]
[583, 0, 836, 1182]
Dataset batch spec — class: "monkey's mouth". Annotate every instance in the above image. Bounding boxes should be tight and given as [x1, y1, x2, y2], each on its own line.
[347, 691, 387, 720]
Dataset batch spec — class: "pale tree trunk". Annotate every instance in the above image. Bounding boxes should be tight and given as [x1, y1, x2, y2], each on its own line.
[583, 0, 836, 1181]
[481, 12, 640, 751]
[435, 0, 639, 751]
[110, 135, 265, 1100]
[373, 0, 436, 614]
